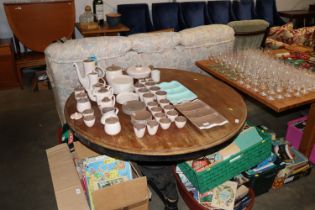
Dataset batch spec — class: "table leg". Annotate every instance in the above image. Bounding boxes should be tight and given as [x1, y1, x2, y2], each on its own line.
[299, 103, 315, 157]
[138, 164, 178, 210]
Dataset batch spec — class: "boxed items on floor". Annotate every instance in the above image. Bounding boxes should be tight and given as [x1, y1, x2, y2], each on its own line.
[244, 154, 285, 196]
[285, 116, 315, 164]
[175, 166, 255, 210]
[272, 146, 312, 189]
[46, 142, 150, 210]
[174, 125, 273, 209]
[178, 127, 272, 194]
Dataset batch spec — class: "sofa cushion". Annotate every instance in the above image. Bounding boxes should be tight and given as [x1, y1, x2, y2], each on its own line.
[45, 36, 132, 63]
[179, 24, 234, 48]
[129, 32, 181, 53]
[268, 22, 293, 40]
[267, 23, 315, 47]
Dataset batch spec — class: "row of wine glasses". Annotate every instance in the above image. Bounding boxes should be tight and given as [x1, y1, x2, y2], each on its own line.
[208, 49, 315, 101]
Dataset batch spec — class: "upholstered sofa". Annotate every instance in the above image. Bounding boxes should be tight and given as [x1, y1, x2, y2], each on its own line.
[45, 25, 234, 123]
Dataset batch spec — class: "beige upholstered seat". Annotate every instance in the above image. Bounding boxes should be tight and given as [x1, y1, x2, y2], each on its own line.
[228, 19, 270, 50]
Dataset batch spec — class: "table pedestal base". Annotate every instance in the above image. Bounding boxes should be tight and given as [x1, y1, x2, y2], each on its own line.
[138, 164, 178, 210]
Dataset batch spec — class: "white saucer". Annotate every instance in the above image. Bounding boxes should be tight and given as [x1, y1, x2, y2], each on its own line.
[127, 66, 151, 79]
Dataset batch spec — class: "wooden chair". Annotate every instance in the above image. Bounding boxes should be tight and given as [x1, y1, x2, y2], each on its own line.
[4, 0, 75, 88]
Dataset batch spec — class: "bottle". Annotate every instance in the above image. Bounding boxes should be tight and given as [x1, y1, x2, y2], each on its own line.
[93, 0, 104, 26]
[79, 5, 94, 24]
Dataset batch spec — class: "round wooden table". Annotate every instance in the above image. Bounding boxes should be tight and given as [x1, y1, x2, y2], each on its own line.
[65, 68, 247, 162]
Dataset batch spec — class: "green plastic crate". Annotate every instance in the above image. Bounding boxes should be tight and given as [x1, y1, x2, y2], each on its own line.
[178, 127, 272, 193]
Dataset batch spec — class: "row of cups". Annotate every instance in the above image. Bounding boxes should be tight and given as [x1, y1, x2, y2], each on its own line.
[133, 115, 187, 138]
[132, 96, 187, 138]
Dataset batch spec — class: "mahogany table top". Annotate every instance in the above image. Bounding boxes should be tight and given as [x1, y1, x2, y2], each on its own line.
[196, 60, 315, 113]
[65, 69, 247, 162]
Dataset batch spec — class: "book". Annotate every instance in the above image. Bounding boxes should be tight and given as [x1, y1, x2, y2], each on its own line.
[83, 155, 133, 210]
[211, 181, 238, 210]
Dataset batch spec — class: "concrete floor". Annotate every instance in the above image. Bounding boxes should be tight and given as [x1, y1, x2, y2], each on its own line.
[0, 74, 314, 210]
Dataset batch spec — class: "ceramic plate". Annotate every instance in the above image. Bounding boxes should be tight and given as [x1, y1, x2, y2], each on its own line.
[158, 81, 197, 105]
[127, 66, 151, 79]
[116, 92, 139, 105]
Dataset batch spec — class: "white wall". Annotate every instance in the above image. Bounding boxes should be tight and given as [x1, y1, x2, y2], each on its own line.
[1, 0, 315, 38]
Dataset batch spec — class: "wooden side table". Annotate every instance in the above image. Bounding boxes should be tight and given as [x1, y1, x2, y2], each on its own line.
[75, 22, 130, 37]
[0, 39, 20, 89]
[278, 10, 315, 27]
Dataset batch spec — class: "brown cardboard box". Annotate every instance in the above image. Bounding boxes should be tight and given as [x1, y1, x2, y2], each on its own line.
[47, 143, 150, 210]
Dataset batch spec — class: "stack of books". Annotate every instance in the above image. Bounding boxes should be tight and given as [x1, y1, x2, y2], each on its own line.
[75, 155, 133, 210]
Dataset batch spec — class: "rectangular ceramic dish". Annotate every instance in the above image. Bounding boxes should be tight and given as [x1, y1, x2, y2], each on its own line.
[175, 99, 228, 130]
[158, 81, 197, 105]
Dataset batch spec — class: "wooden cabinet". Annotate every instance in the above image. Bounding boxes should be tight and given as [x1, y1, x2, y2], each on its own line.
[0, 39, 20, 89]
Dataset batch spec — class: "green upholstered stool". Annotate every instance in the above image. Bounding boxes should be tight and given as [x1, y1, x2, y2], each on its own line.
[228, 19, 270, 50]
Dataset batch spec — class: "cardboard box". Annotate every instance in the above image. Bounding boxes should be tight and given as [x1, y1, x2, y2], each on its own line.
[47, 142, 150, 210]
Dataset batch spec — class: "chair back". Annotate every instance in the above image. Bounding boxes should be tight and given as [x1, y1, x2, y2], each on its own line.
[152, 3, 181, 32]
[207, 1, 234, 24]
[4, 0, 75, 53]
[232, 0, 256, 20]
[180, 2, 210, 28]
[256, 0, 285, 26]
[117, 4, 153, 35]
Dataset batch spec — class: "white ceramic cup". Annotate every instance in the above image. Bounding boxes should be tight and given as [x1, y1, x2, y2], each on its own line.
[150, 106, 163, 115]
[175, 116, 187, 128]
[156, 91, 167, 101]
[143, 93, 155, 105]
[83, 115, 96, 127]
[166, 110, 178, 122]
[144, 81, 156, 89]
[163, 104, 175, 113]
[101, 107, 119, 125]
[147, 101, 159, 110]
[158, 99, 170, 108]
[151, 69, 160, 83]
[154, 112, 166, 122]
[133, 123, 146, 138]
[138, 88, 149, 102]
[159, 117, 172, 130]
[146, 120, 159, 136]
[134, 83, 145, 93]
[104, 117, 121, 135]
[76, 98, 91, 113]
[149, 86, 161, 95]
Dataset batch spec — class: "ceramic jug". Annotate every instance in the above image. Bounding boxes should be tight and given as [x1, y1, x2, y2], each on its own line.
[94, 86, 114, 105]
[100, 107, 119, 125]
[83, 59, 106, 77]
[73, 62, 105, 99]
[98, 95, 116, 110]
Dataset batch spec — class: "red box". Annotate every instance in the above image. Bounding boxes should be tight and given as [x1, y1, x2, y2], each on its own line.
[285, 116, 315, 164]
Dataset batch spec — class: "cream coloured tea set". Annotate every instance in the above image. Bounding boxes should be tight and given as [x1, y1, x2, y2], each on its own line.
[70, 59, 187, 137]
